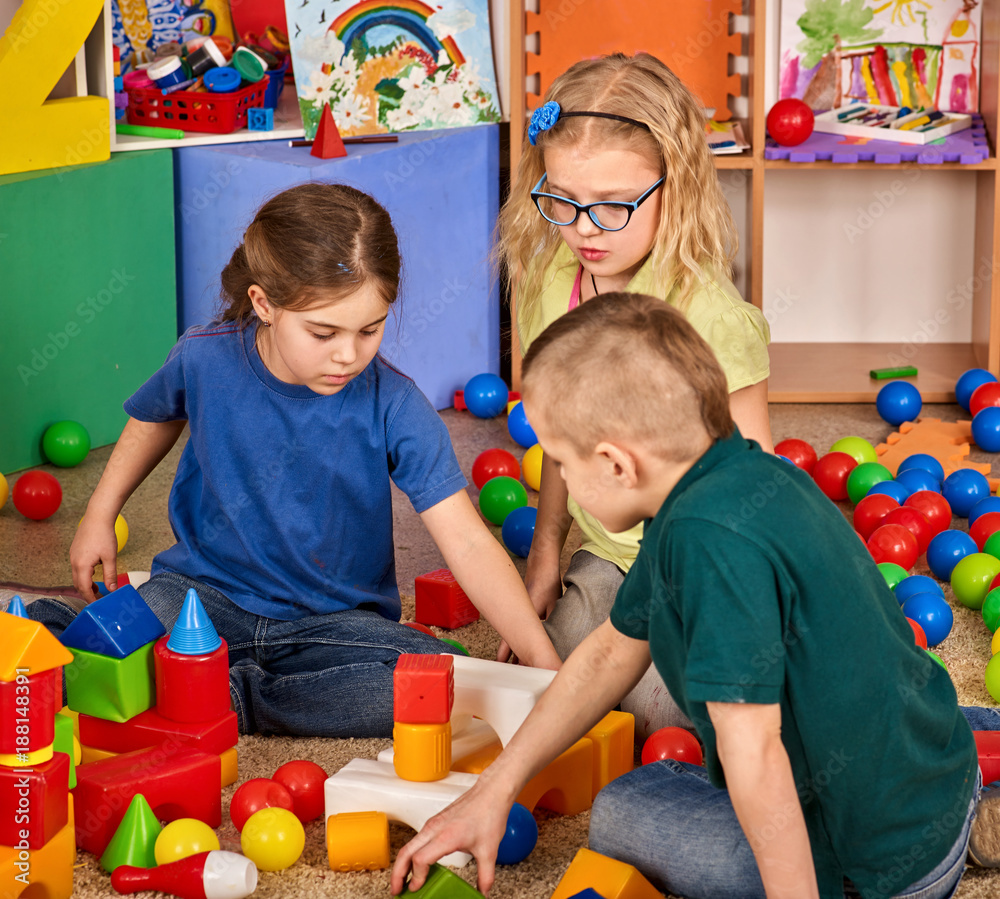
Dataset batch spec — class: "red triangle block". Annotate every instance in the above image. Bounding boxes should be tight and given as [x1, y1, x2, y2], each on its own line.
[311, 103, 347, 159]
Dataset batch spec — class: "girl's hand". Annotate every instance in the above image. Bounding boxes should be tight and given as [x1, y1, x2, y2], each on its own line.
[70, 511, 120, 601]
[524, 549, 563, 620]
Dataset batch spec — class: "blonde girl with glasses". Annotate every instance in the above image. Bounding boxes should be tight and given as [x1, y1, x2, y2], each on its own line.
[501, 53, 772, 739]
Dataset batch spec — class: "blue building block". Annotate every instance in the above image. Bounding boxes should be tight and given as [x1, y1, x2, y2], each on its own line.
[247, 107, 274, 131]
[173, 126, 500, 410]
[60, 585, 166, 659]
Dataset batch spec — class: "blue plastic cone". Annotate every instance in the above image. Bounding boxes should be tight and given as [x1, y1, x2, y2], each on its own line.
[6, 596, 27, 618]
[166, 588, 222, 655]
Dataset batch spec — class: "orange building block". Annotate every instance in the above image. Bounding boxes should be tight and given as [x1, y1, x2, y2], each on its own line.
[394, 654, 454, 724]
[414, 570, 479, 629]
[393, 722, 452, 782]
[586, 711, 634, 798]
[220, 746, 239, 788]
[326, 811, 390, 871]
[551, 847, 664, 899]
[80, 744, 118, 765]
[517, 737, 593, 816]
[0, 796, 75, 899]
[0, 614, 73, 682]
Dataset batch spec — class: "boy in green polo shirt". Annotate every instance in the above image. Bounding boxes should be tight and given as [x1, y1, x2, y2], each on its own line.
[393, 292, 992, 899]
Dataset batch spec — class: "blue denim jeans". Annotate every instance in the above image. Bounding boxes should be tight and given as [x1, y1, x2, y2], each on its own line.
[589, 760, 979, 899]
[27, 571, 457, 738]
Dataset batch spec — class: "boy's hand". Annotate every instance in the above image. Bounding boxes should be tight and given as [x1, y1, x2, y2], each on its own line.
[70, 511, 119, 601]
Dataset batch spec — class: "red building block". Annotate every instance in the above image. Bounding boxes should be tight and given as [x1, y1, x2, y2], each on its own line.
[394, 654, 454, 724]
[414, 570, 479, 630]
[0, 668, 58, 754]
[0, 752, 69, 850]
[154, 636, 231, 724]
[78, 708, 238, 756]
[975, 731, 1000, 785]
[73, 745, 222, 855]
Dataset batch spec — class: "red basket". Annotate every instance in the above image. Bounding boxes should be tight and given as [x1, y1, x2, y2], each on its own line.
[125, 79, 267, 134]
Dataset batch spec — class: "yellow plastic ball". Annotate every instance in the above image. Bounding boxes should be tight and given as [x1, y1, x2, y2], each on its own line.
[522, 444, 543, 492]
[992, 629, 1000, 656]
[241, 807, 305, 872]
[154, 818, 220, 865]
[114, 514, 129, 552]
[0, 473, 7, 509]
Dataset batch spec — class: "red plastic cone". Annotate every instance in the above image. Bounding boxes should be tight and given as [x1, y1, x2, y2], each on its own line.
[311, 103, 347, 159]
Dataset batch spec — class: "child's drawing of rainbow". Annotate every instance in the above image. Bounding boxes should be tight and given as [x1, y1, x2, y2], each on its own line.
[330, 0, 466, 67]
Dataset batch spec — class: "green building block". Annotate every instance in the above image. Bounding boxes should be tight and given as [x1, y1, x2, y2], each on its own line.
[100, 793, 161, 872]
[65, 641, 155, 723]
[53, 711, 77, 789]
[403, 864, 484, 898]
[0, 151, 177, 473]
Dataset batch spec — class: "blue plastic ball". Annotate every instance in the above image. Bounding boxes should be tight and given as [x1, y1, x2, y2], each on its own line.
[970, 496, 1000, 527]
[956, 368, 998, 413]
[776, 454, 796, 465]
[973, 407, 1000, 453]
[866, 480, 911, 504]
[926, 529, 978, 581]
[895, 468, 941, 495]
[894, 574, 945, 606]
[876, 381, 922, 427]
[897, 454, 945, 483]
[501, 505, 537, 558]
[464, 373, 508, 419]
[900, 591, 954, 647]
[496, 803, 538, 865]
[942, 469, 991, 518]
[507, 402, 538, 449]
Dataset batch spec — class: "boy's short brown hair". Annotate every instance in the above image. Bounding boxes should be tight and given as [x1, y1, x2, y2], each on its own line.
[522, 293, 734, 461]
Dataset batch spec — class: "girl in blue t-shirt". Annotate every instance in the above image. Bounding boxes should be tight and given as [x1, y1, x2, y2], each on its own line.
[29, 183, 560, 738]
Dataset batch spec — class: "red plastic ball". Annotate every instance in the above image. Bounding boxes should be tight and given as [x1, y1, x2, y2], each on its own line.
[774, 438, 817, 475]
[766, 98, 815, 147]
[990, 572, 1000, 592]
[970, 382, 1000, 417]
[971, 511, 1000, 551]
[907, 617, 928, 649]
[272, 760, 329, 823]
[12, 471, 63, 521]
[881, 506, 933, 556]
[471, 449, 520, 490]
[403, 621, 436, 637]
[230, 778, 295, 832]
[812, 452, 858, 501]
[853, 494, 900, 541]
[904, 491, 951, 536]
[641, 727, 703, 767]
[867, 523, 919, 571]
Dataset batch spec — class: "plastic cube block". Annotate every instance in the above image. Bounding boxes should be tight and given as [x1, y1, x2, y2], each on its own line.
[247, 107, 274, 131]
[975, 731, 1000, 785]
[78, 707, 238, 756]
[394, 654, 454, 724]
[326, 811, 390, 871]
[0, 752, 69, 850]
[65, 642, 155, 722]
[402, 863, 483, 897]
[0, 795, 75, 899]
[551, 848, 662, 899]
[393, 722, 452, 782]
[516, 737, 593, 816]
[414, 570, 479, 629]
[0, 614, 73, 682]
[0, 668, 58, 753]
[59, 586, 165, 659]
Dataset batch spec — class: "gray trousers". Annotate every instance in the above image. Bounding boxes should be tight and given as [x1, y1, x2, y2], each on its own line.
[544, 550, 692, 742]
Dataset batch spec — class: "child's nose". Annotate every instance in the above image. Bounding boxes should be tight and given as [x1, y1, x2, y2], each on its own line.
[332, 338, 357, 364]
[574, 212, 602, 237]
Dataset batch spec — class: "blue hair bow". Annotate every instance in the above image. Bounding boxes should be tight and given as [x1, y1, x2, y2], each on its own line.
[528, 101, 561, 145]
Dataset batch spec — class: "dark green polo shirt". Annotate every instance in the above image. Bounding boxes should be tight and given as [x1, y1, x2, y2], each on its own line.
[610, 429, 977, 899]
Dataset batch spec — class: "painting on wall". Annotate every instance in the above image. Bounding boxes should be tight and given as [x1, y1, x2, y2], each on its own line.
[113, 0, 236, 69]
[284, 0, 501, 138]
[779, 0, 981, 113]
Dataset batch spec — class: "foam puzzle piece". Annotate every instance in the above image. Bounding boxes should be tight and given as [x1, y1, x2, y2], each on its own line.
[0, 796, 75, 899]
[78, 707, 238, 756]
[326, 811, 390, 872]
[0, 752, 69, 850]
[875, 418, 997, 489]
[0, 613, 73, 681]
[551, 848, 664, 899]
[415, 570, 480, 630]
[65, 642, 156, 723]
[394, 653, 455, 724]
[59, 585, 165, 659]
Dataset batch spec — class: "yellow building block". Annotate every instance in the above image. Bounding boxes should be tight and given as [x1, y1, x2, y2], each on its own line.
[220, 746, 238, 788]
[326, 811, 390, 871]
[80, 744, 118, 765]
[393, 722, 452, 782]
[0, 796, 75, 899]
[517, 738, 593, 816]
[450, 739, 502, 775]
[585, 711, 634, 798]
[0, 616, 73, 682]
[551, 847, 664, 899]
[0, 743, 53, 767]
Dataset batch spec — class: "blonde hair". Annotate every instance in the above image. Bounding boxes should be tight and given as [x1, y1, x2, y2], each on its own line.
[522, 292, 734, 462]
[500, 53, 736, 341]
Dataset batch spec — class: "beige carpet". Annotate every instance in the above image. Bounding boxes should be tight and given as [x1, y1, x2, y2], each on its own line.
[3, 404, 1000, 897]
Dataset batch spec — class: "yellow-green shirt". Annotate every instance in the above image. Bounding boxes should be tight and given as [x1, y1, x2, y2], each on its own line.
[518, 246, 771, 572]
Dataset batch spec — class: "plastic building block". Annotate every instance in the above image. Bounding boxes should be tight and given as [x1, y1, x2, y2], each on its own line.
[585, 711, 634, 798]
[871, 366, 918, 380]
[402, 863, 484, 897]
[53, 711, 77, 789]
[154, 634, 231, 724]
[112, 850, 258, 899]
[444, 717, 503, 774]
[0, 613, 73, 681]
[395, 654, 455, 724]
[326, 811, 390, 871]
[168, 589, 222, 654]
[415, 570, 479, 630]
[975, 731, 1000, 785]
[551, 848, 663, 899]
[0, 795, 75, 899]
[78, 707, 238, 756]
[0, 744, 53, 767]
[81, 744, 118, 765]
[876, 418, 997, 489]
[0, 667, 58, 753]
[516, 737, 593, 816]
[0, 752, 69, 850]
[65, 642, 155, 722]
[220, 747, 239, 788]
[73, 745, 222, 855]
[100, 793, 162, 872]
[568, 892, 607, 899]
[324, 758, 478, 867]
[58, 585, 165, 659]
[247, 107, 274, 131]
[6, 596, 27, 618]
[393, 722, 452, 782]
[311, 103, 347, 159]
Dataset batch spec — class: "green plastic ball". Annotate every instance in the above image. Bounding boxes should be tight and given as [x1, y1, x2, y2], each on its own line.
[985, 530, 1000, 562]
[478, 476, 527, 526]
[877, 562, 909, 591]
[986, 654, 1000, 701]
[438, 637, 469, 656]
[830, 436, 877, 466]
[950, 552, 1000, 610]
[846, 462, 893, 505]
[984, 587, 1000, 633]
[42, 420, 90, 468]
[928, 649, 948, 671]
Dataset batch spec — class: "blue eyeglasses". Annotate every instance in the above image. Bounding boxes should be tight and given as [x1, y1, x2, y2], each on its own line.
[530, 173, 665, 232]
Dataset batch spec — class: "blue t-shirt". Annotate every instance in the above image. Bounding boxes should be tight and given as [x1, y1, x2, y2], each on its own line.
[125, 322, 467, 620]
